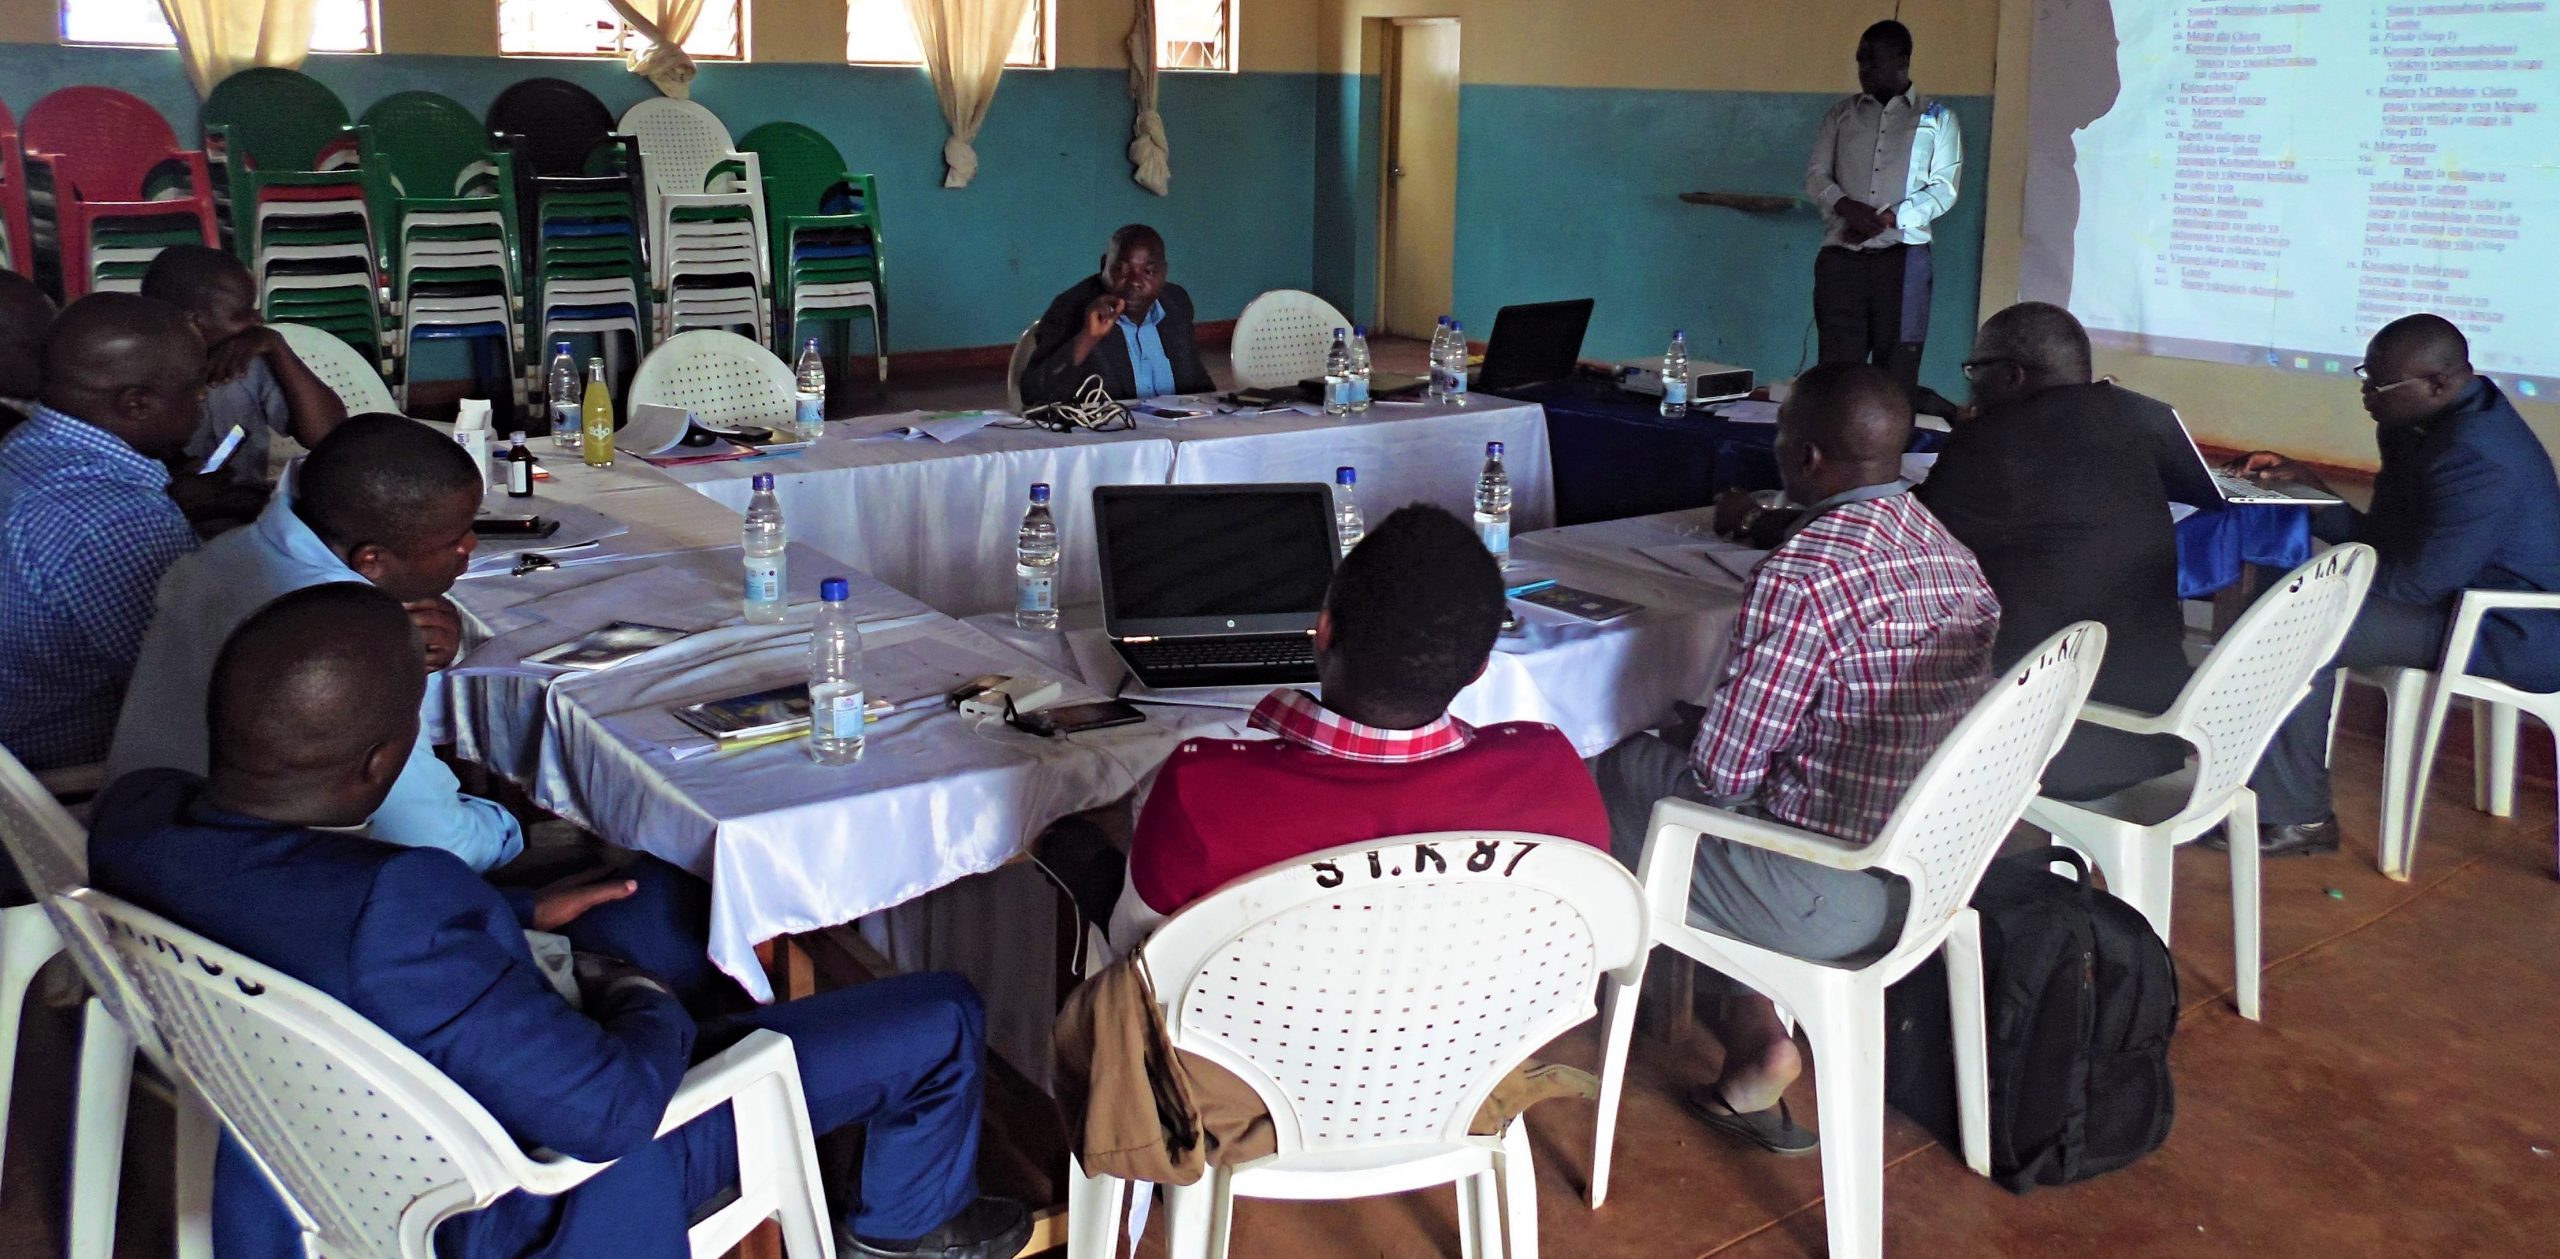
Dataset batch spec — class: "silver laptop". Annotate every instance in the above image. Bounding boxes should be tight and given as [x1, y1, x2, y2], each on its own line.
[2172, 409, 2342, 506]
[1093, 483, 1338, 690]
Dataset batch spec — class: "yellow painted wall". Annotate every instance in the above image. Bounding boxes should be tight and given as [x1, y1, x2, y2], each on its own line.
[1316, 0, 1998, 94]
[6, 0, 1321, 73]
[1977, 0, 2560, 468]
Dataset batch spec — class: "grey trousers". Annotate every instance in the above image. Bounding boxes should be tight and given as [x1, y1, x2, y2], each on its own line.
[1590, 733, 1903, 966]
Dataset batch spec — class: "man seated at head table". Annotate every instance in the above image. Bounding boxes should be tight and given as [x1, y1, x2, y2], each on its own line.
[0, 270, 58, 437]
[1590, 362, 2002, 1157]
[0, 293, 206, 770]
[142, 244, 349, 526]
[2222, 313, 2560, 857]
[1017, 223, 1215, 409]
[1912, 301, 2192, 800]
[105, 414, 729, 1008]
[89, 584, 1033, 1259]
[1105, 502, 1611, 953]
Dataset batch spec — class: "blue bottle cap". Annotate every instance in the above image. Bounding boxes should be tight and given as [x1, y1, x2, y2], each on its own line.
[1452, 321, 1464, 333]
[1674, 328, 1686, 338]
[1336, 465, 1356, 485]
[554, 341, 571, 352]
[1486, 441, 1503, 458]
[1334, 327, 1348, 337]
[752, 472, 775, 491]
[1353, 325, 1367, 337]
[820, 577, 849, 601]
[1030, 482, 1051, 503]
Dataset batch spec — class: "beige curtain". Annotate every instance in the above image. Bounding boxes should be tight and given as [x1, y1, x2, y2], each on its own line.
[903, 0, 1035, 188]
[1125, 0, 1170, 195]
[157, 0, 316, 97]
[606, 0, 711, 98]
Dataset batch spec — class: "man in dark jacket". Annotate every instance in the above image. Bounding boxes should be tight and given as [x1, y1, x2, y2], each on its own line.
[2229, 314, 2560, 854]
[1017, 223, 1215, 407]
[1916, 302, 2191, 798]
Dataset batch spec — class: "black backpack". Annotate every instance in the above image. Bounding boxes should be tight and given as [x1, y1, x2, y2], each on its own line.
[1884, 846, 2179, 1191]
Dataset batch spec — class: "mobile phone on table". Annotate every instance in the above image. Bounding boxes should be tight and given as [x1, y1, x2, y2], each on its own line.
[472, 515, 560, 538]
[1134, 403, 1209, 420]
[1011, 698, 1146, 737]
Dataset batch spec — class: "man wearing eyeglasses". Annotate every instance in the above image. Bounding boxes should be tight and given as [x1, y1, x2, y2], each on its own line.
[2224, 314, 2560, 856]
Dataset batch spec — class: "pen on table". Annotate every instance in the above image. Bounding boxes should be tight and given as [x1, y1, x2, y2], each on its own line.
[1505, 578, 1559, 599]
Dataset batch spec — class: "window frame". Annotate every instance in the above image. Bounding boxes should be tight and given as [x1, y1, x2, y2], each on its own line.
[844, 0, 1053, 72]
[495, 0, 750, 63]
[1154, 0, 1237, 74]
[59, 0, 382, 54]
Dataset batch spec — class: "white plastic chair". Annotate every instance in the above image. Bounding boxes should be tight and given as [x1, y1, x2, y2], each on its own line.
[1005, 324, 1036, 415]
[628, 329, 800, 434]
[2368, 589, 2560, 880]
[1067, 833, 1648, 1259]
[619, 99, 772, 294]
[271, 321, 398, 415]
[1228, 289, 1352, 390]
[0, 746, 213, 1259]
[1593, 621, 2108, 1259]
[2025, 545, 2375, 1022]
[66, 889, 836, 1259]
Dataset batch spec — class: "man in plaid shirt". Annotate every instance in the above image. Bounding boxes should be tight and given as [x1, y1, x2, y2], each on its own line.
[1594, 362, 2000, 1155]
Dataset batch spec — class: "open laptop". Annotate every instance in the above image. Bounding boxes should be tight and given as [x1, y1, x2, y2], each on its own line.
[1476, 298, 1596, 393]
[1094, 483, 1338, 689]
[2173, 409, 2343, 505]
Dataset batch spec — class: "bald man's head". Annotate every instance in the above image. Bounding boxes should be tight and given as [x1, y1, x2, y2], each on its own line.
[40, 293, 206, 460]
[1775, 362, 1914, 503]
[2361, 314, 2474, 428]
[1970, 302, 2093, 407]
[0, 272, 57, 403]
[205, 583, 423, 825]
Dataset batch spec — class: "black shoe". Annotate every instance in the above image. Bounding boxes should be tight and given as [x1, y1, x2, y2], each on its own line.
[2203, 817, 2341, 857]
[842, 1197, 1033, 1259]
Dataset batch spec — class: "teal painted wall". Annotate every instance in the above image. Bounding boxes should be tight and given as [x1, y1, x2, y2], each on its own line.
[0, 45, 1322, 352]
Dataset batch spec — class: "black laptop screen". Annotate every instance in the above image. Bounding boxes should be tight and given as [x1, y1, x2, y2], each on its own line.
[1098, 487, 1337, 623]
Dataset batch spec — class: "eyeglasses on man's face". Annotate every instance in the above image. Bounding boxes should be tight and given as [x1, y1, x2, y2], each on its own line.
[2353, 363, 2429, 395]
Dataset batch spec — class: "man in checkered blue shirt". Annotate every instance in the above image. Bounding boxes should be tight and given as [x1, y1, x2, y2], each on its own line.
[1593, 362, 2000, 1156]
[0, 295, 208, 770]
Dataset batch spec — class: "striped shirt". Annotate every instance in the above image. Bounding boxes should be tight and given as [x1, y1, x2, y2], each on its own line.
[1690, 489, 2000, 842]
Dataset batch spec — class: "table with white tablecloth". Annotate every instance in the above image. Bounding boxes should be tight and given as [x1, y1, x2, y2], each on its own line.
[1156, 396, 1556, 536]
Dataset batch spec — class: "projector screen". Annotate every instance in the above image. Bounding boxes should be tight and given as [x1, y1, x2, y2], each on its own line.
[2018, 0, 2558, 403]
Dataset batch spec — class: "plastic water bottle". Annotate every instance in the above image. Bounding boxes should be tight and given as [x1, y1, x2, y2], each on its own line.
[1427, 317, 1452, 400]
[1334, 465, 1365, 555]
[807, 576, 865, 765]
[546, 343, 579, 450]
[743, 472, 787, 625]
[1445, 321, 1470, 406]
[1347, 327, 1373, 412]
[793, 339, 827, 440]
[1662, 329, 1691, 417]
[1322, 328, 1352, 416]
[1474, 440, 1511, 567]
[1015, 482, 1059, 630]
[579, 357, 613, 467]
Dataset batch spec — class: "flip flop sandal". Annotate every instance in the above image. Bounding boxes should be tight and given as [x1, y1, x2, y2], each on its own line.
[1684, 1085, 1819, 1157]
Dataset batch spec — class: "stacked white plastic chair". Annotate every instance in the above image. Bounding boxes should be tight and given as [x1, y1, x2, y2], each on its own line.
[1228, 289, 1353, 390]
[64, 887, 834, 1259]
[1593, 622, 2108, 1259]
[620, 99, 773, 345]
[2026, 545, 2374, 1022]
[271, 321, 399, 415]
[627, 330, 800, 434]
[1068, 833, 1648, 1259]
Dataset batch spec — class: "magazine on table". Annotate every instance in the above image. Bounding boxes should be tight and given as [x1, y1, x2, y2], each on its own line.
[523, 622, 690, 672]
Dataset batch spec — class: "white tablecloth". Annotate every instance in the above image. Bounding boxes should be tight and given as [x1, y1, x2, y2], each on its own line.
[661, 415, 1178, 619]
[1160, 396, 1556, 536]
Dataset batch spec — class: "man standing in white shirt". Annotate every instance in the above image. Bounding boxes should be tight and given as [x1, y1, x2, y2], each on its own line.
[1805, 20, 1964, 388]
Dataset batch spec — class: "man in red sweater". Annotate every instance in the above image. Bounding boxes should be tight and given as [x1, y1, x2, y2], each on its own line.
[1106, 503, 1612, 950]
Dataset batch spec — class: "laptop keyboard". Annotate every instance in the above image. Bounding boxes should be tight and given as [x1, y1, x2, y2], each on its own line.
[2213, 470, 2318, 502]
[1120, 634, 1318, 673]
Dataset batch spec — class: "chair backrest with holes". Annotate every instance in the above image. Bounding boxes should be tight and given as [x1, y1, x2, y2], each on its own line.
[1229, 289, 1353, 389]
[2163, 543, 2375, 813]
[628, 329, 798, 429]
[24, 87, 185, 201]
[620, 99, 743, 195]
[271, 322, 397, 414]
[0, 748, 168, 1069]
[71, 889, 575, 1257]
[1144, 833, 1646, 1154]
[1865, 621, 2107, 954]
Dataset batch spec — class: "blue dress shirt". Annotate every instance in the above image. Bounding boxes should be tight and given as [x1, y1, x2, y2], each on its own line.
[0, 407, 199, 769]
[1117, 301, 1177, 399]
[104, 487, 524, 872]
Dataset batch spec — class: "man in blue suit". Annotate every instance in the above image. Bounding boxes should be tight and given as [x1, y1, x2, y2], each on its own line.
[2228, 314, 2560, 855]
[89, 584, 1032, 1259]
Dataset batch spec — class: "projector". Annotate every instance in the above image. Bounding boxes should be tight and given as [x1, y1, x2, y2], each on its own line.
[1617, 359, 1754, 405]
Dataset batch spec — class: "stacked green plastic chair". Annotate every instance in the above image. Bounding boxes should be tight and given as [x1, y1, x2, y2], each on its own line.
[201, 68, 385, 363]
[356, 91, 523, 408]
[487, 78, 651, 395]
[738, 122, 887, 382]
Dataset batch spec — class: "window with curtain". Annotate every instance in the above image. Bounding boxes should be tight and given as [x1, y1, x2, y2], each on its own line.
[60, 0, 377, 51]
[1156, 0, 1231, 71]
[498, 0, 744, 60]
[845, 0, 1047, 69]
